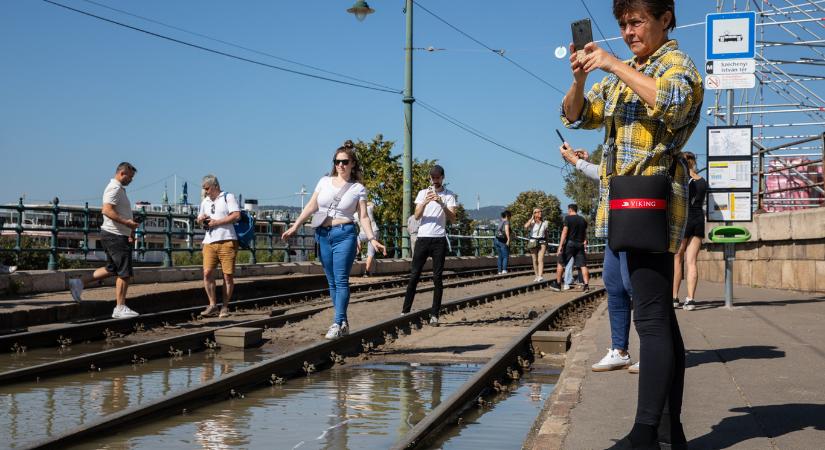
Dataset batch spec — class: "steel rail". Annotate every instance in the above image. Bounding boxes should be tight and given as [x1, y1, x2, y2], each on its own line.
[1, 267, 604, 386]
[22, 274, 575, 449]
[392, 287, 605, 449]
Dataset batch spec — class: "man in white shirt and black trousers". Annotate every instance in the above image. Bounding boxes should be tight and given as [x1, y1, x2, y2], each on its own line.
[401, 165, 457, 325]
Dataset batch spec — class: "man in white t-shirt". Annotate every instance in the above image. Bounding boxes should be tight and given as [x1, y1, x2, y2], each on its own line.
[67, 162, 141, 319]
[197, 174, 241, 318]
[401, 165, 457, 324]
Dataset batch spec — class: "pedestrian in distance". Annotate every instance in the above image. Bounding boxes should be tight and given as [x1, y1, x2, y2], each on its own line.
[523, 208, 549, 282]
[407, 213, 420, 255]
[196, 175, 241, 319]
[673, 151, 707, 311]
[68, 162, 141, 319]
[561, 0, 703, 447]
[400, 165, 457, 325]
[282, 140, 386, 339]
[560, 145, 637, 374]
[550, 204, 590, 292]
[495, 210, 512, 274]
[358, 201, 380, 277]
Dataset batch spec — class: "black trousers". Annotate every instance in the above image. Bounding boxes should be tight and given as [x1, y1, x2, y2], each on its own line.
[402, 237, 447, 316]
[628, 251, 685, 428]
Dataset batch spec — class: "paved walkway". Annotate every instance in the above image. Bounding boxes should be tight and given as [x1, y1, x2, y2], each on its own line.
[547, 281, 825, 449]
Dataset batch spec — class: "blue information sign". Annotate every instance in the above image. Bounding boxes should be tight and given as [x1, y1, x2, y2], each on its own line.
[706, 12, 756, 60]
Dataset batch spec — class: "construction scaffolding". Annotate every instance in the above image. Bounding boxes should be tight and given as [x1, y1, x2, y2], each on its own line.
[710, 0, 825, 212]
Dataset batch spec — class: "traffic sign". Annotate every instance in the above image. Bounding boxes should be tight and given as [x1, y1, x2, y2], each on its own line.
[706, 12, 756, 60]
[705, 73, 756, 90]
[705, 59, 756, 75]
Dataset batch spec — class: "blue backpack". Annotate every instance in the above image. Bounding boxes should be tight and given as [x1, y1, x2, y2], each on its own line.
[224, 193, 255, 250]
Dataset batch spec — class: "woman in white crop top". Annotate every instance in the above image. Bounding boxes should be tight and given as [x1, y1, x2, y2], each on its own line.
[282, 140, 386, 339]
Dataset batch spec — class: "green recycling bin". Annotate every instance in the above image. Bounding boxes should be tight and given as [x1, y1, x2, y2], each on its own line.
[708, 226, 751, 244]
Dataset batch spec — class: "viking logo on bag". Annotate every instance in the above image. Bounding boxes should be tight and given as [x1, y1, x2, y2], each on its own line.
[610, 198, 667, 210]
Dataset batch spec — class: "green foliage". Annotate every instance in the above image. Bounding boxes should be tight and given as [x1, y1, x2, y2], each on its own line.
[0, 236, 50, 270]
[237, 250, 286, 264]
[173, 251, 203, 267]
[504, 190, 563, 238]
[450, 203, 476, 255]
[563, 145, 602, 221]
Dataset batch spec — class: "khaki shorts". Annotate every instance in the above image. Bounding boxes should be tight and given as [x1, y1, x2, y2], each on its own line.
[203, 240, 239, 274]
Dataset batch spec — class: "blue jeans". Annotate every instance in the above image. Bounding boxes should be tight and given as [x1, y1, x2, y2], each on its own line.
[603, 242, 633, 351]
[494, 239, 509, 272]
[315, 223, 357, 325]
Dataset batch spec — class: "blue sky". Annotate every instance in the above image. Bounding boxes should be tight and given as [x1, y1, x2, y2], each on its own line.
[1, 1, 818, 210]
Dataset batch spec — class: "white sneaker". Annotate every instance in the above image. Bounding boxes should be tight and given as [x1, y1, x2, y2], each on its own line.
[536, 276, 545, 282]
[429, 315, 439, 326]
[112, 305, 139, 319]
[683, 298, 696, 311]
[325, 323, 342, 340]
[340, 321, 350, 336]
[591, 349, 632, 372]
[69, 278, 84, 303]
[562, 284, 571, 291]
[501, 270, 508, 274]
[628, 362, 640, 374]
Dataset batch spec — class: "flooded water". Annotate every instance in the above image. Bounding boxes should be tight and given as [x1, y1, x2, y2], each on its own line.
[0, 338, 136, 372]
[69, 363, 481, 450]
[1, 348, 269, 448]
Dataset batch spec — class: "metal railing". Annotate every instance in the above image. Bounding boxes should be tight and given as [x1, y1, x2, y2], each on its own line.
[754, 132, 825, 211]
[0, 197, 606, 270]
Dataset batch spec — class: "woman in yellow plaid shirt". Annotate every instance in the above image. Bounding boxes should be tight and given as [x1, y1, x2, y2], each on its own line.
[560, 1, 702, 448]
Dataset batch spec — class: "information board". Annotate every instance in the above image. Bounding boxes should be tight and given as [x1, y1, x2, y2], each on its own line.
[708, 126, 753, 157]
[706, 125, 753, 222]
[707, 191, 753, 222]
[708, 160, 752, 189]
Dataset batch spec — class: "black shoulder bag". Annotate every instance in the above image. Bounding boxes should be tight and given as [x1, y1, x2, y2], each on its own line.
[605, 124, 678, 253]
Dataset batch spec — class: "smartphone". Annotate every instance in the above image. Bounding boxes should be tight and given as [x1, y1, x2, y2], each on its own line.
[571, 18, 593, 52]
[555, 129, 566, 144]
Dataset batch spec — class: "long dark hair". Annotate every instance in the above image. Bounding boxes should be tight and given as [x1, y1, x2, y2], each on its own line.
[613, 0, 676, 31]
[328, 140, 362, 182]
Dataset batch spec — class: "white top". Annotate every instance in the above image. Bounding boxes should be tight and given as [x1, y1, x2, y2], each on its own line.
[199, 192, 240, 244]
[101, 178, 133, 236]
[414, 188, 457, 238]
[314, 176, 367, 221]
[529, 220, 548, 239]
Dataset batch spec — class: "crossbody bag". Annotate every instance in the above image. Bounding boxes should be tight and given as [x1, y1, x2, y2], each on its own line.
[310, 181, 354, 228]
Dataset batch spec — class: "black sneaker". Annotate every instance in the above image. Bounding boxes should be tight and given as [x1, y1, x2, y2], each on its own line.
[583, 284, 590, 292]
[672, 298, 681, 309]
[548, 280, 561, 292]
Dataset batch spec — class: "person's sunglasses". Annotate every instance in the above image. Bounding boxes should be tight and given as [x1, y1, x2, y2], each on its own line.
[333, 159, 350, 166]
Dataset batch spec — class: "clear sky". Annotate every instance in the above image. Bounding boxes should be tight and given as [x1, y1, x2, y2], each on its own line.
[1, 1, 818, 209]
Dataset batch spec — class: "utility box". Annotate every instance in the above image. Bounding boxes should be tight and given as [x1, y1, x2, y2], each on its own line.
[532, 330, 571, 354]
[214, 327, 263, 348]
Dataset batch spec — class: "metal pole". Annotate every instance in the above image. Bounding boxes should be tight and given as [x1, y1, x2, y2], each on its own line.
[725, 88, 735, 309]
[401, 0, 414, 258]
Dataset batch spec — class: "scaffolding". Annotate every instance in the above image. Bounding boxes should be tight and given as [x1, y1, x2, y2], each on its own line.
[710, 0, 825, 212]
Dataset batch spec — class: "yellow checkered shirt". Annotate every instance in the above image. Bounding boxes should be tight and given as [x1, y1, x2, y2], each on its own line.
[561, 40, 704, 253]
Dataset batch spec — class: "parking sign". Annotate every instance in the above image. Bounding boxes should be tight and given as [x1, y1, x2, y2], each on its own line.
[706, 12, 756, 60]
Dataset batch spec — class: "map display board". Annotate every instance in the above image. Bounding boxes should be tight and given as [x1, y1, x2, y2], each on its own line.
[706, 126, 753, 222]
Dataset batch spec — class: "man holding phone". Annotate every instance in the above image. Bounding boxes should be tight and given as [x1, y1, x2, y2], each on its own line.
[401, 165, 457, 325]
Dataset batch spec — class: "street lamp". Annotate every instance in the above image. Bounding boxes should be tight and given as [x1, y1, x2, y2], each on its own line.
[347, 0, 414, 258]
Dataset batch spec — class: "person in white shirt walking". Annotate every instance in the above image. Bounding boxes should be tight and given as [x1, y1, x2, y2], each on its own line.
[524, 208, 549, 282]
[68, 162, 141, 319]
[197, 175, 241, 319]
[282, 140, 386, 339]
[400, 165, 457, 325]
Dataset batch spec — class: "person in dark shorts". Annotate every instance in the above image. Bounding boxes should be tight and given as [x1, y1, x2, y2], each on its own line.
[68, 162, 141, 318]
[550, 204, 590, 292]
[673, 152, 707, 310]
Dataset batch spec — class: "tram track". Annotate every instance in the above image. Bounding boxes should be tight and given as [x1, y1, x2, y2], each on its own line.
[19, 272, 602, 450]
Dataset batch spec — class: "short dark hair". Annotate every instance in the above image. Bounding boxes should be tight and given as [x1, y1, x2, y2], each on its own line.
[429, 165, 445, 177]
[568, 204, 579, 213]
[116, 162, 137, 174]
[501, 210, 511, 218]
[613, 0, 676, 31]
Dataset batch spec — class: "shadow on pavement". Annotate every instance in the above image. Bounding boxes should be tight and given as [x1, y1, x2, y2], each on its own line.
[689, 296, 825, 310]
[685, 345, 785, 368]
[689, 404, 825, 450]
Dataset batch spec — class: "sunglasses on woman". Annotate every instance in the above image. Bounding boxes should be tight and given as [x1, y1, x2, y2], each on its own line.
[333, 159, 350, 166]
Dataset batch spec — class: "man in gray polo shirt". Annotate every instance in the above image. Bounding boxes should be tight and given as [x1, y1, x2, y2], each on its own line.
[69, 162, 141, 318]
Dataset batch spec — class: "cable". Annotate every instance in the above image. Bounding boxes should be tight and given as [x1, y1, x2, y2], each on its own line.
[41, 0, 402, 95]
[417, 99, 563, 169]
[412, 1, 566, 95]
[578, 0, 617, 55]
[77, 0, 399, 92]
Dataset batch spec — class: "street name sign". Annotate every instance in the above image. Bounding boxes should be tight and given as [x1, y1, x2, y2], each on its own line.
[705, 59, 756, 74]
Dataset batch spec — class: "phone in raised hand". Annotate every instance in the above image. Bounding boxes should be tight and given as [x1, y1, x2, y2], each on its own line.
[571, 18, 593, 63]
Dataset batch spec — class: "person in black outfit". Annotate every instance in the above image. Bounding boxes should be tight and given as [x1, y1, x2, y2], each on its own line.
[673, 152, 707, 311]
[550, 204, 590, 291]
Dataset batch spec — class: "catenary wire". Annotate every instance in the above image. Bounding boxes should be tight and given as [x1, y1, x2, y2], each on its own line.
[578, 0, 618, 55]
[412, 0, 566, 95]
[77, 0, 400, 92]
[41, 0, 402, 95]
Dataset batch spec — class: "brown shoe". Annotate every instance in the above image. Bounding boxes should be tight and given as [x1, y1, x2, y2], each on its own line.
[218, 306, 230, 318]
[201, 305, 219, 317]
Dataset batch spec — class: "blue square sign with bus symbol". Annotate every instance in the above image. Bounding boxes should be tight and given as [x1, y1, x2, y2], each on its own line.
[706, 12, 756, 60]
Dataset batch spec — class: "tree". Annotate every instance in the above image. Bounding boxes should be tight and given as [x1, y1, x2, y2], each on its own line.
[505, 190, 563, 238]
[562, 145, 603, 221]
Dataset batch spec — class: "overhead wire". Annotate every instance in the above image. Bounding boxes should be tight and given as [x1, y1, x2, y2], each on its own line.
[412, 0, 567, 95]
[40, 0, 402, 95]
[77, 0, 400, 92]
[578, 0, 618, 55]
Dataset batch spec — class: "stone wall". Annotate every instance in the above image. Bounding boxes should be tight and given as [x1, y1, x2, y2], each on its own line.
[698, 207, 825, 293]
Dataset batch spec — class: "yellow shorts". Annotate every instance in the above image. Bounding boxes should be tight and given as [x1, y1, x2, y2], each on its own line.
[202, 240, 238, 274]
